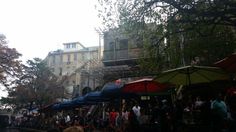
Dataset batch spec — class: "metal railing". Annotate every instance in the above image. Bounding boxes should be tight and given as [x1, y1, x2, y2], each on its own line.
[103, 48, 143, 61]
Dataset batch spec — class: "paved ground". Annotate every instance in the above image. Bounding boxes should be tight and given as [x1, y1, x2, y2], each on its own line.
[0, 128, 21, 132]
[0, 127, 46, 132]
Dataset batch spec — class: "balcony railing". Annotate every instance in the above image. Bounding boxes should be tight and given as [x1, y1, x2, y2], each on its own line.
[103, 48, 143, 61]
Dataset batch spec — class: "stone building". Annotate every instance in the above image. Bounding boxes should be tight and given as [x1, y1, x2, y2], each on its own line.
[45, 42, 103, 98]
[102, 29, 147, 83]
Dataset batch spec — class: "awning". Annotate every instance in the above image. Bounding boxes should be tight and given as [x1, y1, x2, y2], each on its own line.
[122, 78, 169, 94]
[84, 91, 109, 102]
[214, 53, 236, 73]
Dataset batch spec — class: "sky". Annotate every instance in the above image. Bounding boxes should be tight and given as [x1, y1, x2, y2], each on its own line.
[0, 0, 103, 98]
[0, 0, 102, 62]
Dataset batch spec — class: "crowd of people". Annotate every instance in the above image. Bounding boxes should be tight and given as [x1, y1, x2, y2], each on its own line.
[8, 92, 235, 132]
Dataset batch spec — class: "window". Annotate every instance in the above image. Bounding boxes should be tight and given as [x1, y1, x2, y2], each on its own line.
[118, 39, 128, 50]
[74, 53, 77, 61]
[59, 68, 62, 76]
[81, 53, 85, 60]
[130, 37, 143, 48]
[108, 42, 115, 50]
[135, 37, 143, 48]
[66, 44, 70, 49]
[60, 55, 63, 63]
[72, 44, 76, 48]
[52, 55, 56, 64]
[67, 54, 71, 63]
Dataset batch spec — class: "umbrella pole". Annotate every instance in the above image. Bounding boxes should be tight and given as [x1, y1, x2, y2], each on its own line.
[176, 85, 183, 99]
[102, 102, 105, 120]
[187, 68, 191, 85]
[171, 88, 175, 105]
[145, 81, 147, 94]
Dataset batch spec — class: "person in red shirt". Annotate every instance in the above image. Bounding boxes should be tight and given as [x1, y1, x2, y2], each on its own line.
[109, 108, 117, 129]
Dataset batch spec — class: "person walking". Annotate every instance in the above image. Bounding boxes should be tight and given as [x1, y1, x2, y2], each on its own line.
[109, 108, 117, 130]
[132, 103, 141, 121]
[160, 99, 172, 132]
[211, 93, 228, 132]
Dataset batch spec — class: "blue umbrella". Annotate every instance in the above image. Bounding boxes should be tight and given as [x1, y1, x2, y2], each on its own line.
[72, 96, 86, 105]
[52, 103, 61, 110]
[52, 100, 78, 110]
[84, 91, 109, 102]
[100, 83, 137, 99]
[101, 83, 122, 98]
[58, 101, 75, 109]
[72, 96, 98, 106]
[39, 103, 55, 112]
[52, 96, 97, 110]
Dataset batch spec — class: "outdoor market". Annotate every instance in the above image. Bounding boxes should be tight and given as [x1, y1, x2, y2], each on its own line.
[10, 54, 236, 132]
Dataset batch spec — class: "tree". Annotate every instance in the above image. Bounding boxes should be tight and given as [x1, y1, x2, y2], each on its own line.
[0, 34, 22, 87]
[1, 58, 65, 110]
[98, 0, 236, 33]
[146, 0, 236, 27]
[97, 0, 236, 71]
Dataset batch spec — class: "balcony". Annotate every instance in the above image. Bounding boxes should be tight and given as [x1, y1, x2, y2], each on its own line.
[102, 48, 143, 66]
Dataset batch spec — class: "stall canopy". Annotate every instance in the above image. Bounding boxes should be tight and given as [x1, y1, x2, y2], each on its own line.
[72, 96, 97, 106]
[52, 97, 96, 110]
[84, 91, 109, 102]
[122, 78, 169, 94]
[38, 103, 55, 112]
[101, 83, 123, 98]
[52, 103, 61, 110]
[214, 53, 236, 73]
[58, 101, 75, 110]
[155, 65, 229, 86]
[101, 83, 138, 99]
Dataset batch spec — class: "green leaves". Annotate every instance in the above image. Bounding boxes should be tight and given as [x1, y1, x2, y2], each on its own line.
[0, 34, 22, 88]
[97, 0, 236, 72]
[2, 58, 65, 110]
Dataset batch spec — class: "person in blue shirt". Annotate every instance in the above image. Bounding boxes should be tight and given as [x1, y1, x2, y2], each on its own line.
[211, 93, 227, 132]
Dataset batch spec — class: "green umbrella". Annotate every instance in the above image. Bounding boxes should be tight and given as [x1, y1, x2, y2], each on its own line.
[154, 65, 229, 86]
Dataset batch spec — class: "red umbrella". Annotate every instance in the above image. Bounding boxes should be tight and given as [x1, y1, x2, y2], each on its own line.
[226, 87, 236, 96]
[214, 53, 236, 73]
[122, 78, 169, 94]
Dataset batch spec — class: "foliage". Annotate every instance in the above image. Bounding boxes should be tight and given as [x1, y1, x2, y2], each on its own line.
[97, 0, 236, 71]
[1, 58, 65, 110]
[0, 34, 22, 88]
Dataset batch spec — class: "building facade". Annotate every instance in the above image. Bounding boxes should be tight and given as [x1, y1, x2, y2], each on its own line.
[103, 29, 143, 67]
[102, 29, 148, 82]
[46, 42, 103, 98]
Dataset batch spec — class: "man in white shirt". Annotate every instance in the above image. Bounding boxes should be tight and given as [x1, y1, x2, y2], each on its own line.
[65, 114, 71, 123]
[132, 103, 141, 118]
